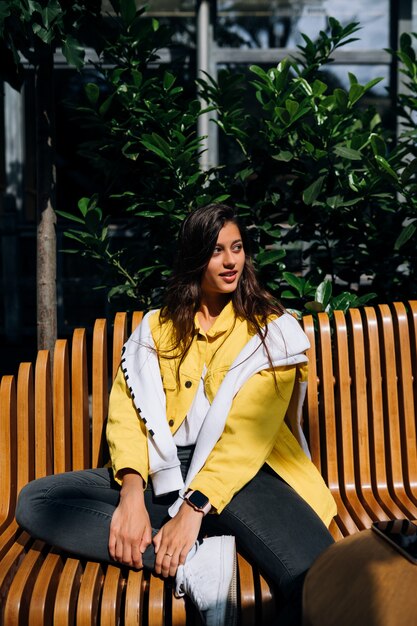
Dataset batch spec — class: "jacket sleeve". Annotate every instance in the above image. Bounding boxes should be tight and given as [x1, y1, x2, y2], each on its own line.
[106, 366, 149, 485]
[189, 364, 297, 513]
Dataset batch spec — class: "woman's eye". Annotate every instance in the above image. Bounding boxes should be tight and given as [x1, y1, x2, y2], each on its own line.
[233, 244, 243, 251]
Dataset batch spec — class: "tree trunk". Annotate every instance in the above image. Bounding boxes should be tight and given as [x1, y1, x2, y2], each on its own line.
[35, 45, 57, 352]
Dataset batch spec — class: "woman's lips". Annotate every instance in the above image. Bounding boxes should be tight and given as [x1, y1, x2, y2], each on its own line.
[219, 271, 238, 283]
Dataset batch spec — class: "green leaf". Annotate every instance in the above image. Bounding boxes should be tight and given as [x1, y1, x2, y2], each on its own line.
[85, 83, 100, 105]
[272, 151, 293, 162]
[62, 36, 85, 69]
[249, 65, 269, 81]
[282, 272, 305, 294]
[32, 23, 54, 44]
[78, 197, 92, 217]
[303, 175, 326, 205]
[56, 210, 85, 224]
[99, 93, 115, 116]
[256, 249, 286, 267]
[333, 146, 362, 160]
[163, 71, 176, 91]
[348, 83, 365, 105]
[401, 158, 417, 184]
[280, 290, 298, 299]
[375, 155, 398, 180]
[120, 0, 136, 25]
[305, 301, 325, 313]
[334, 88, 348, 109]
[315, 280, 332, 307]
[394, 223, 416, 250]
[135, 210, 165, 217]
[370, 133, 386, 157]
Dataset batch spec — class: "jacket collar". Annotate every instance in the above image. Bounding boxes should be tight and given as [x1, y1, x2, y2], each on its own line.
[194, 299, 237, 338]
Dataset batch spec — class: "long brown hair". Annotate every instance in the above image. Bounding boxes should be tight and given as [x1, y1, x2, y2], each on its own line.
[159, 203, 285, 364]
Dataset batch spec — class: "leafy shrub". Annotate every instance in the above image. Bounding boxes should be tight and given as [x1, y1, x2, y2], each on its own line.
[60, 5, 417, 315]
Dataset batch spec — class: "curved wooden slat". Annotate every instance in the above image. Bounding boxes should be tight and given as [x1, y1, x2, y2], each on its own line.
[328, 518, 344, 541]
[0, 530, 32, 592]
[301, 315, 321, 471]
[100, 565, 124, 626]
[238, 553, 256, 626]
[28, 549, 64, 624]
[71, 328, 89, 470]
[124, 568, 144, 625]
[0, 375, 17, 530]
[391, 302, 417, 499]
[316, 313, 359, 536]
[34, 350, 53, 478]
[113, 312, 128, 382]
[53, 557, 83, 626]
[363, 307, 407, 519]
[148, 572, 165, 626]
[347, 309, 390, 520]
[132, 311, 144, 333]
[92, 318, 108, 469]
[17, 363, 35, 494]
[259, 574, 275, 625]
[333, 310, 374, 528]
[3, 539, 45, 626]
[76, 561, 104, 626]
[377, 304, 417, 517]
[171, 589, 187, 626]
[53, 340, 71, 475]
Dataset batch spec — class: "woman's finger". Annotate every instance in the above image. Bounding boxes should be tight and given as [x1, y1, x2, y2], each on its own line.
[131, 542, 143, 569]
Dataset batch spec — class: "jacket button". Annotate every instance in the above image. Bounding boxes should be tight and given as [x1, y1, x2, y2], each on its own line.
[185, 380, 192, 388]
[168, 419, 175, 427]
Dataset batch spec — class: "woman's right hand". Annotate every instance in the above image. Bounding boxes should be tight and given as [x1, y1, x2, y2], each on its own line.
[109, 470, 152, 569]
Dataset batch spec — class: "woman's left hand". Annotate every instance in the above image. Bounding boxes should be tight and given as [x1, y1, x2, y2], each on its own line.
[153, 502, 203, 577]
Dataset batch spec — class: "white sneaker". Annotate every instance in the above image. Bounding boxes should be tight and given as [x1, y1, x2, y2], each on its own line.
[175, 535, 237, 626]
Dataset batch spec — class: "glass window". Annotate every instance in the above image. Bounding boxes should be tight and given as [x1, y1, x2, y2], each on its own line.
[217, 0, 390, 49]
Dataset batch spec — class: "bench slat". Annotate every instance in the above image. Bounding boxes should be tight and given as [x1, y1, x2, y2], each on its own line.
[17, 363, 35, 494]
[363, 307, 406, 518]
[28, 549, 64, 624]
[53, 340, 71, 475]
[76, 561, 104, 626]
[3, 539, 45, 626]
[124, 569, 145, 625]
[347, 309, 389, 520]
[92, 319, 108, 469]
[0, 375, 17, 531]
[72, 328, 90, 471]
[53, 557, 83, 626]
[34, 350, 53, 479]
[377, 304, 417, 517]
[100, 565, 124, 626]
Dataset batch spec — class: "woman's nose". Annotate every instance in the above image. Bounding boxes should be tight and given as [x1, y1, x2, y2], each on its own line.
[223, 250, 235, 267]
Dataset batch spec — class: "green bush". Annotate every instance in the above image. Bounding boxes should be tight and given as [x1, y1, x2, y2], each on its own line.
[59, 4, 417, 316]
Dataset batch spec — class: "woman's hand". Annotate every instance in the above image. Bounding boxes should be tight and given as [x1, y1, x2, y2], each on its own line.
[109, 470, 152, 569]
[153, 502, 203, 578]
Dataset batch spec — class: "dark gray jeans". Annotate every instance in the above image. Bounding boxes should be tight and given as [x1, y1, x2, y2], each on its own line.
[16, 447, 334, 625]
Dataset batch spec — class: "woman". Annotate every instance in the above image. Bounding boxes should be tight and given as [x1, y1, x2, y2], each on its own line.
[17, 204, 337, 626]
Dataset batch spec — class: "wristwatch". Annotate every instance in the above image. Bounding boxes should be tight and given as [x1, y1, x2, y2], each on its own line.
[184, 490, 211, 515]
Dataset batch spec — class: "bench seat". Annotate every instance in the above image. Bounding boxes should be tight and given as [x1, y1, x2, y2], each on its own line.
[1, 302, 416, 625]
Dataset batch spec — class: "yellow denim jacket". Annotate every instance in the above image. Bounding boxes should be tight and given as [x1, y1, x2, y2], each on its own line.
[106, 301, 337, 526]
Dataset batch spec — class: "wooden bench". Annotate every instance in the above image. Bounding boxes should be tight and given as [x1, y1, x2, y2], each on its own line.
[0, 302, 416, 625]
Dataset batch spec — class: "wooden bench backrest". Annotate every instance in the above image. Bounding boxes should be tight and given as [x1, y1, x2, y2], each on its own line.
[1, 303, 416, 537]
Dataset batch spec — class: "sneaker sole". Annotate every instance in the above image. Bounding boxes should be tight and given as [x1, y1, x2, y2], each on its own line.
[225, 545, 237, 626]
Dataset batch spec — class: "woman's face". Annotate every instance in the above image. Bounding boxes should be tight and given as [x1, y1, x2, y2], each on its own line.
[200, 221, 245, 300]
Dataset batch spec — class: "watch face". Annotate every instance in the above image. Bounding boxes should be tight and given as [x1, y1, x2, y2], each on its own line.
[189, 490, 209, 509]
